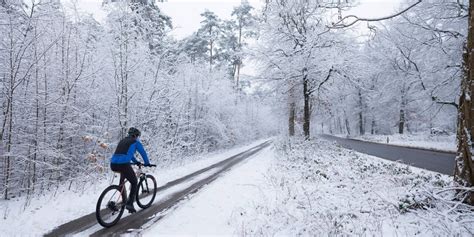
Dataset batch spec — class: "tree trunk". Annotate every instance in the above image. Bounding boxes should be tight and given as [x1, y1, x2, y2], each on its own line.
[344, 111, 351, 136]
[57, 28, 70, 152]
[0, 96, 8, 141]
[4, 87, 13, 200]
[209, 26, 213, 71]
[399, 97, 405, 134]
[288, 102, 296, 137]
[358, 89, 364, 135]
[235, 22, 242, 89]
[338, 117, 343, 134]
[288, 83, 295, 136]
[117, 37, 129, 138]
[371, 119, 376, 135]
[454, 0, 474, 204]
[236, 63, 241, 88]
[32, 35, 40, 193]
[42, 56, 48, 186]
[3, 24, 16, 199]
[303, 68, 310, 140]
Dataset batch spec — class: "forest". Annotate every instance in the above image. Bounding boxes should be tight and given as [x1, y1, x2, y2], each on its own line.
[0, 0, 472, 205]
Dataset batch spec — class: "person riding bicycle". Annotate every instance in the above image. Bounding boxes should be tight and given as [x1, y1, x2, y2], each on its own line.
[110, 127, 150, 213]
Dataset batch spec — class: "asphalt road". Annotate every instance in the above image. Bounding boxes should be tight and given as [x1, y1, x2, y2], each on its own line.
[44, 141, 272, 237]
[320, 135, 456, 175]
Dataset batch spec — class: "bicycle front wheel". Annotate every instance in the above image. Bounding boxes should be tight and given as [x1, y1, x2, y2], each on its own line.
[96, 185, 126, 227]
[136, 175, 157, 209]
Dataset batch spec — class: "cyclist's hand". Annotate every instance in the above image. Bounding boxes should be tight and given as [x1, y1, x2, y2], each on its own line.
[135, 161, 143, 166]
[145, 164, 156, 167]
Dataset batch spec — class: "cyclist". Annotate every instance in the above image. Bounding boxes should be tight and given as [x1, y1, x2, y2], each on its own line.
[110, 127, 150, 213]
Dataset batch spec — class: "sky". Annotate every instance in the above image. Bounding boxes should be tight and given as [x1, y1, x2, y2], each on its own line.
[67, 0, 404, 39]
[158, 1, 263, 39]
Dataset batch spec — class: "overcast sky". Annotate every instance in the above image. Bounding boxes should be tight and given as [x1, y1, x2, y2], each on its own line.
[67, 0, 404, 39]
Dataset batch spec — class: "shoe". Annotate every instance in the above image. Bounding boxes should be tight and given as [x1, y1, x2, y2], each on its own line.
[125, 204, 136, 213]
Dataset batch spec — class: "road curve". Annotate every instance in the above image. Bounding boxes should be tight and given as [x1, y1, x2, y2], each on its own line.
[44, 141, 272, 237]
[320, 135, 455, 175]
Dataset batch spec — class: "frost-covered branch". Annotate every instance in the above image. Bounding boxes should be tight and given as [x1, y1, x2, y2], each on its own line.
[330, 0, 423, 29]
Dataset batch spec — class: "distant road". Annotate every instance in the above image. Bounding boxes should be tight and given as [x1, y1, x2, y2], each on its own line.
[320, 135, 455, 175]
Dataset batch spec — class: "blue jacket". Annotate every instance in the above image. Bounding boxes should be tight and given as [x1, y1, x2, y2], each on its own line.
[111, 136, 150, 165]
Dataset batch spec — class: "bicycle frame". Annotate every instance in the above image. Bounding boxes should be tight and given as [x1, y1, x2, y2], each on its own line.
[113, 165, 149, 203]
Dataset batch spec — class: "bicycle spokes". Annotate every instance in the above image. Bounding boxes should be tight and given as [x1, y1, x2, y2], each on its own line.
[136, 175, 157, 209]
[96, 185, 126, 227]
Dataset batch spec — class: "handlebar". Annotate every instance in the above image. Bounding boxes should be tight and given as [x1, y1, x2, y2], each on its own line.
[133, 163, 157, 168]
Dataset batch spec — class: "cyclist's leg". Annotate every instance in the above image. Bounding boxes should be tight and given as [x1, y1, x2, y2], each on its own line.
[111, 164, 128, 199]
[119, 173, 125, 185]
[111, 164, 125, 183]
[121, 164, 138, 206]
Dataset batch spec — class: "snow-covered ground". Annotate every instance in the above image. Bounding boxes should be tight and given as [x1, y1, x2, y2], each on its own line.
[335, 133, 456, 152]
[144, 145, 275, 235]
[0, 139, 269, 236]
[231, 138, 472, 235]
[146, 137, 472, 236]
[2, 137, 472, 236]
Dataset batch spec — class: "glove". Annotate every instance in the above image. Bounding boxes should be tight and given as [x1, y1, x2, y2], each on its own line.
[145, 164, 156, 167]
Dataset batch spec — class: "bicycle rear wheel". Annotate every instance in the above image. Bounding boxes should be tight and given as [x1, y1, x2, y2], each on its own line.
[136, 175, 157, 209]
[96, 185, 126, 227]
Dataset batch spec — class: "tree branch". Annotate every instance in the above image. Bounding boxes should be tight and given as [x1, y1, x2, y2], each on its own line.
[308, 66, 333, 95]
[329, 0, 423, 29]
[432, 96, 459, 109]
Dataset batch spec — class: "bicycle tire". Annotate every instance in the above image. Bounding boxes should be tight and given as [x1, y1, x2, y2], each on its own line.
[96, 185, 126, 227]
[136, 174, 157, 209]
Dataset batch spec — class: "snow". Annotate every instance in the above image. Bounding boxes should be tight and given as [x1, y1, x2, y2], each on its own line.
[76, 166, 223, 236]
[2, 137, 473, 236]
[0, 138, 269, 236]
[229, 138, 473, 235]
[141, 137, 470, 236]
[143, 144, 275, 235]
[336, 133, 456, 152]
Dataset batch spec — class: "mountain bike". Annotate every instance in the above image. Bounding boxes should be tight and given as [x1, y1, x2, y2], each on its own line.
[96, 163, 157, 228]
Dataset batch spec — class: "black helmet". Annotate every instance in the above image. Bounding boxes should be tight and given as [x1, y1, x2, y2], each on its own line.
[128, 127, 141, 137]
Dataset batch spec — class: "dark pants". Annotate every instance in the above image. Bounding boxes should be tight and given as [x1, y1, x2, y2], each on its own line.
[111, 163, 137, 206]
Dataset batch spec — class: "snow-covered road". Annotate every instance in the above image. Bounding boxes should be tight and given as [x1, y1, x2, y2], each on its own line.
[42, 140, 272, 236]
[90, 141, 272, 236]
[143, 143, 275, 235]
